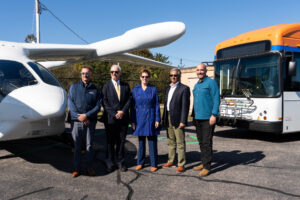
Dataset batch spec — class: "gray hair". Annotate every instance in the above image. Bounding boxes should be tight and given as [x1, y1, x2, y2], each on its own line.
[110, 64, 122, 72]
[170, 68, 181, 77]
[81, 65, 92, 72]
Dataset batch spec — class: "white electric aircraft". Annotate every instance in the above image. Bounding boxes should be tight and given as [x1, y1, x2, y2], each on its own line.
[0, 21, 186, 141]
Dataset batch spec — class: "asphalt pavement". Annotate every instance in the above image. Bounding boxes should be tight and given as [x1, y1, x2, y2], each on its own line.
[0, 123, 300, 200]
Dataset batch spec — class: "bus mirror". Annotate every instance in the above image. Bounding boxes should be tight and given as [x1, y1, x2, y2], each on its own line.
[288, 61, 297, 76]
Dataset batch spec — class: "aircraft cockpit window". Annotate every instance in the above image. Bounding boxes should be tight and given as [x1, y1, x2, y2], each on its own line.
[0, 60, 37, 101]
[28, 62, 61, 87]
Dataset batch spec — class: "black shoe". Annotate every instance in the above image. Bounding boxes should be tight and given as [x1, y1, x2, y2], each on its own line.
[106, 166, 114, 173]
[119, 165, 127, 172]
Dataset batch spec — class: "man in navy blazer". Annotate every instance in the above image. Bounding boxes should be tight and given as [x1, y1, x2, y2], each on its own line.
[162, 68, 190, 172]
[101, 64, 131, 172]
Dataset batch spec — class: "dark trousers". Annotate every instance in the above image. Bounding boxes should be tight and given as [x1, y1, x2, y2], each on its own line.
[71, 121, 96, 170]
[105, 122, 128, 166]
[137, 136, 158, 167]
[195, 120, 215, 170]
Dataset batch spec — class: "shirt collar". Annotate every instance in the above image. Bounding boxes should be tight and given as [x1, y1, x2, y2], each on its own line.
[81, 80, 91, 88]
[198, 76, 207, 83]
[111, 79, 120, 85]
[170, 81, 179, 87]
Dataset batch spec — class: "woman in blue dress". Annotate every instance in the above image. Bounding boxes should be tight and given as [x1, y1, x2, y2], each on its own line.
[131, 69, 160, 172]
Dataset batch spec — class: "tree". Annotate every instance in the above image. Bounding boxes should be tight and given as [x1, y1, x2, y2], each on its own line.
[25, 34, 37, 43]
[154, 53, 171, 64]
[50, 48, 172, 102]
[131, 49, 154, 59]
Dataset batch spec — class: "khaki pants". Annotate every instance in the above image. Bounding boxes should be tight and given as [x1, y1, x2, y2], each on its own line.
[167, 115, 186, 166]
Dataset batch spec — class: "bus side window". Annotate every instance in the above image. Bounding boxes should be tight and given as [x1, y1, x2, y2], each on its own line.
[285, 53, 300, 91]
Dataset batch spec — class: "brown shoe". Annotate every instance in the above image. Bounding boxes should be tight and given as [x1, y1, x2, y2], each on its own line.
[151, 167, 158, 172]
[136, 165, 143, 171]
[193, 164, 204, 171]
[176, 166, 185, 173]
[72, 171, 80, 178]
[162, 163, 175, 168]
[199, 168, 210, 177]
[87, 168, 96, 176]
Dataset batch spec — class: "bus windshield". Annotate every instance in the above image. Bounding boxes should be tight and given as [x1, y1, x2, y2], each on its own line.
[215, 53, 280, 98]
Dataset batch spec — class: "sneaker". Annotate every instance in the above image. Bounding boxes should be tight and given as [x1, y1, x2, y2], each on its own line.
[193, 164, 204, 171]
[162, 163, 175, 168]
[199, 168, 210, 177]
[87, 168, 96, 176]
[151, 167, 158, 172]
[72, 171, 80, 178]
[136, 165, 143, 171]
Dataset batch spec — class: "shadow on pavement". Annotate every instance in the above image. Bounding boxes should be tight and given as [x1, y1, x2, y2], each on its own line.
[0, 128, 138, 177]
[185, 121, 300, 143]
[215, 128, 300, 143]
[211, 150, 265, 174]
[157, 149, 265, 175]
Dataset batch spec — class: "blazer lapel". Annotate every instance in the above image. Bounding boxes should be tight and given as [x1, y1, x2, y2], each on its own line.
[110, 80, 120, 102]
[170, 83, 181, 103]
[166, 86, 171, 103]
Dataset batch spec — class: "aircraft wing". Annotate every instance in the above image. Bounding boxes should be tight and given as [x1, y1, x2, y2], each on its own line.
[25, 22, 185, 68]
[24, 44, 95, 61]
[38, 52, 173, 69]
[99, 53, 173, 68]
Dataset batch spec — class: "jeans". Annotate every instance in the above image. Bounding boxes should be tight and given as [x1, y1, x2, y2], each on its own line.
[71, 121, 96, 170]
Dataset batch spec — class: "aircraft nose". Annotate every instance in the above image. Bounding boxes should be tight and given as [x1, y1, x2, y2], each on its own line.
[6, 84, 66, 118]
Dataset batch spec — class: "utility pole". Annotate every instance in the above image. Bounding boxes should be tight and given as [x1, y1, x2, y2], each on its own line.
[178, 58, 185, 68]
[35, 0, 40, 43]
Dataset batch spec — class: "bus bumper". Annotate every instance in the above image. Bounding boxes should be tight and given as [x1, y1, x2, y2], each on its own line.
[217, 117, 283, 134]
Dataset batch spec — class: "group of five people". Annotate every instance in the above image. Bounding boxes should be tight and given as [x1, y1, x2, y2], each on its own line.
[67, 63, 220, 178]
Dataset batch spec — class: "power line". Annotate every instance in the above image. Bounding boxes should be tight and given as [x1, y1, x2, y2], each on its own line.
[39, 1, 89, 44]
[152, 51, 202, 64]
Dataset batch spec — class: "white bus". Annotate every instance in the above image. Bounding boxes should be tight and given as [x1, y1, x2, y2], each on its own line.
[214, 23, 300, 134]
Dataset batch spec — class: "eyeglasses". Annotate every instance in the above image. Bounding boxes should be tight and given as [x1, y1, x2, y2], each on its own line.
[169, 74, 178, 77]
[81, 72, 90, 76]
[141, 76, 149, 79]
[110, 71, 119, 74]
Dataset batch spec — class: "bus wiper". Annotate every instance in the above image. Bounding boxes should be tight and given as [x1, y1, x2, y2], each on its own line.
[230, 59, 241, 95]
[241, 89, 254, 106]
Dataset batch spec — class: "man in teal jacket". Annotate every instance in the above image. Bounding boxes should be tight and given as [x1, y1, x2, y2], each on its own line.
[192, 63, 220, 176]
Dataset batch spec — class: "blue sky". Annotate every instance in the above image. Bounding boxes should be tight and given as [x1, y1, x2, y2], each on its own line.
[1, 0, 300, 67]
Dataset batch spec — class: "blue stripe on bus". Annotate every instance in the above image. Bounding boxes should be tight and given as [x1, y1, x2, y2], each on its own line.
[271, 45, 300, 52]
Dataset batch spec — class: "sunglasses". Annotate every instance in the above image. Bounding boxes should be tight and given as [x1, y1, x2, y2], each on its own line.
[141, 76, 149, 79]
[169, 74, 178, 77]
[110, 71, 119, 74]
[81, 72, 90, 76]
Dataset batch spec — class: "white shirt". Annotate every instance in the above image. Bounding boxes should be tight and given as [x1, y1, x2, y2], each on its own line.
[167, 82, 179, 111]
[111, 79, 120, 90]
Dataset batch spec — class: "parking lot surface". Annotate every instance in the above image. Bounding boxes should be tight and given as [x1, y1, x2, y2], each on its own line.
[0, 123, 300, 200]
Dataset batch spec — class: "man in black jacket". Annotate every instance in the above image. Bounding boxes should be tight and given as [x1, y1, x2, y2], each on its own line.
[101, 64, 131, 172]
[162, 68, 190, 172]
[68, 65, 101, 178]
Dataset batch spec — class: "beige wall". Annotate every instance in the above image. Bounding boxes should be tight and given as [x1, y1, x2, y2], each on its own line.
[180, 66, 214, 113]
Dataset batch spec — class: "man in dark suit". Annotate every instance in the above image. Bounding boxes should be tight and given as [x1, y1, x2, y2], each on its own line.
[101, 64, 131, 172]
[162, 68, 190, 173]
